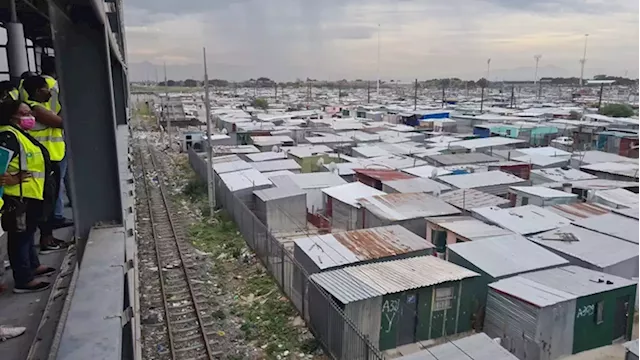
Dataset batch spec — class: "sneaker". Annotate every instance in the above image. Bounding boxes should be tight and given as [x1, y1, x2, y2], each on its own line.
[39, 243, 63, 254]
[51, 217, 74, 230]
[13, 282, 51, 294]
[0, 326, 26, 341]
[53, 238, 71, 248]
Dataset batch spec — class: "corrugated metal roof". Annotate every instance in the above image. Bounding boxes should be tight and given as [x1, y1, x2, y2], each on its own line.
[250, 159, 302, 172]
[212, 145, 260, 154]
[213, 160, 253, 174]
[581, 161, 639, 179]
[286, 145, 333, 158]
[358, 192, 461, 221]
[282, 172, 347, 189]
[250, 135, 294, 147]
[427, 153, 501, 166]
[490, 266, 636, 307]
[354, 168, 415, 181]
[427, 216, 514, 240]
[209, 154, 242, 165]
[572, 150, 638, 165]
[352, 145, 392, 158]
[294, 225, 434, 270]
[439, 188, 510, 210]
[311, 255, 479, 304]
[246, 151, 287, 162]
[572, 213, 639, 244]
[512, 154, 569, 167]
[613, 206, 639, 220]
[264, 170, 296, 179]
[530, 167, 597, 182]
[403, 165, 453, 178]
[517, 147, 572, 157]
[425, 135, 462, 144]
[594, 188, 639, 208]
[472, 205, 571, 235]
[382, 177, 451, 194]
[367, 155, 427, 170]
[452, 136, 526, 150]
[397, 333, 520, 360]
[219, 168, 272, 192]
[509, 186, 578, 199]
[529, 225, 638, 268]
[253, 186, 305, 201]
[570, 179, 640, 190]
[449, 233, 568, 278]
[322, 182, 386, 208]
[438, 171, 527, 189]
[545, 202, 611, 221]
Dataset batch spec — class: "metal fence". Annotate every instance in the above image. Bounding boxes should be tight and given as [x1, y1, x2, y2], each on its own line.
[188, 149, 384, 360]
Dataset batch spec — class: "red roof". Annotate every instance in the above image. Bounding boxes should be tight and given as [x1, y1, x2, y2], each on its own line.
[353, 168, 415, 181]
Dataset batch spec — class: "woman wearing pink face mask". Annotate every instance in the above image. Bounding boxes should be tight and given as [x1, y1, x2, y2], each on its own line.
[0, 99, 56, 293]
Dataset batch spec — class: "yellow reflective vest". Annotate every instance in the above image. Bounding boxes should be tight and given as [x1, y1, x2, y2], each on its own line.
[8, 89, 18, 100]
[0, 125, 46, 200]
[19, 76, 65, 161]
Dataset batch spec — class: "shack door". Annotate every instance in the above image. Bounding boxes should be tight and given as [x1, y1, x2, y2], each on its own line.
[613, 295, 630, 341]
[398, 292, 418, 346]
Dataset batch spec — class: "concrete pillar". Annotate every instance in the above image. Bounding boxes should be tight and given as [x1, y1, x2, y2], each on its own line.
[6, 22, 29, 83]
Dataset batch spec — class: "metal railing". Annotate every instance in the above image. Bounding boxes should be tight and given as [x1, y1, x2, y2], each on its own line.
[188, 149, 384, 360]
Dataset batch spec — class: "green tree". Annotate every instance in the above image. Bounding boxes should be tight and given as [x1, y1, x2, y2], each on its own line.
[476, 78, 489, 88]
[184, 79, 198, 87]
[252, 98, 269, 110]
[600, 103, 634, 117]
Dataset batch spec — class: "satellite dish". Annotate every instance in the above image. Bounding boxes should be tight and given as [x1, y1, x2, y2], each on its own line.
[316, 157, 325, 167]
[430, 168, 439, 179]
[327, 162, 338, 173]
[271, 145, 279, 153]
[433, 187, 442, 196]
[470, 147, 476, 153]
[221, 128, 228, 135]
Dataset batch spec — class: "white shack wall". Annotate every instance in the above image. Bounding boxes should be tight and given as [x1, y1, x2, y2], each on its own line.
[265, 194, 307, 232]
[537, 300, 576, 360]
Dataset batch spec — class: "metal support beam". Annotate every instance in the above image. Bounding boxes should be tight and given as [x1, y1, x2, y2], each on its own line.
[6, 21, 29, 83]
[49, 2, 123, 251]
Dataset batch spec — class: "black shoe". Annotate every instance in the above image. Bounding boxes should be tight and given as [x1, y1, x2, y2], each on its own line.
[40, 243, 63, 254]
[13, 282, 51, 293]
[51, 217, 74, 229]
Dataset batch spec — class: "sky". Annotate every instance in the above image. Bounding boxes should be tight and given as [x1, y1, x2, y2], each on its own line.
[124, 0, 639, 82]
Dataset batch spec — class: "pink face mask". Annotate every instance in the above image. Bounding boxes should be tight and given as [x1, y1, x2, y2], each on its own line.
[19, 116, 36, 130]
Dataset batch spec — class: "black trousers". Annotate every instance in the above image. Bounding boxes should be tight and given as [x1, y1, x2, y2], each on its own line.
[7, 198, 43, 287]
[39, 161, 60, 238]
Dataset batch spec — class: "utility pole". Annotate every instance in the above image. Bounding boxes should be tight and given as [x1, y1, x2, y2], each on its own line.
[538, 80, 543, 100]
[203, 47, 215, 215]
[480, 85, 485, 112]
[164, 62, 170, 148]
[534, 54, 542, 87]
[413, 79, 418, 111]
[597, 82, 605, 110]
[579, 34, 589, 86]
[377, 23, 381, 98]
[487, 58, 492, 81]
[441, 82, 446, 108]
[510, 85, 515, 108]
[367, 81, 371, 104]
[338, 81, 342, 102]
[274, 82, 278, 103]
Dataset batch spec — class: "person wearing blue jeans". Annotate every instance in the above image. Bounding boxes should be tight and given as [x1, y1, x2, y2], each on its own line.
[52, 153, 73, 227]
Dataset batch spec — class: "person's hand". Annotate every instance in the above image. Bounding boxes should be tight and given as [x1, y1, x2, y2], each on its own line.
[0, 172, 31, 186]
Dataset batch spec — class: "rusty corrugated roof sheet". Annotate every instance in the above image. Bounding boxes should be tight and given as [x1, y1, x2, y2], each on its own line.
[332, 225, 433, 260]
[358, 192, 460, 221]
[353, 168, 415, 181]
[546, 202, 611, 221]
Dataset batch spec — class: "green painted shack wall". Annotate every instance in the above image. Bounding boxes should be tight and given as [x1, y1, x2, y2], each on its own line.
[292, 154, 341, 173]
[446, 252, 492, 329]
[573, 285, 637, 354]
[377, 277, 480, 351]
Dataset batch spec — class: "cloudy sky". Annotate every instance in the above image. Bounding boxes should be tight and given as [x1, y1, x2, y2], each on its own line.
[124, 0, 638, 82]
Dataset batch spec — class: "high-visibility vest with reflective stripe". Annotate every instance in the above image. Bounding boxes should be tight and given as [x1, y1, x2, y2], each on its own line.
[8, 89, 18, 100]
[23, 99, 65, 161]
[19, 77, 65, 161]
[0, 125, 46, 200]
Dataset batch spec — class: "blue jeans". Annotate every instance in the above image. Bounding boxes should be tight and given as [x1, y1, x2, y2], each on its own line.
[8, 228, 40, 287]
[54, 154, 68, 219]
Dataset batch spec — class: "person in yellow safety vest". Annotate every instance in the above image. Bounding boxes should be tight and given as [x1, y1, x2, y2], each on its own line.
[0, 81, 18, 101]
[0, 99, 56, 293]
[40, 55, 73, 229]
[20, 75, 68, 253]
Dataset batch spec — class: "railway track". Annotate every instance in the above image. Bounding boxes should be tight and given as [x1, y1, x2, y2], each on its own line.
[136, 141, 221, 360]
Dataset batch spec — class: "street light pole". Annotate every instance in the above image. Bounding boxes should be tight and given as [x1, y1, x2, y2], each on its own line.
[579, 34, 589, 86]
